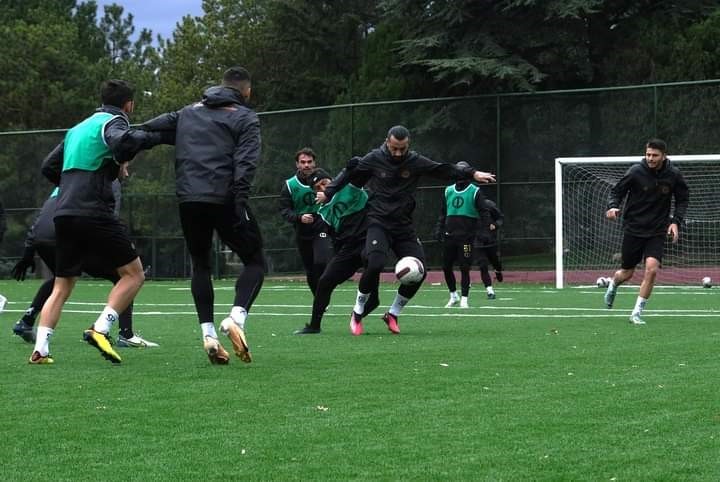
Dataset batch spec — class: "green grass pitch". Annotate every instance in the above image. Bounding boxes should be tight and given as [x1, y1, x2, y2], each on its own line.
[1, 278, 719, 481]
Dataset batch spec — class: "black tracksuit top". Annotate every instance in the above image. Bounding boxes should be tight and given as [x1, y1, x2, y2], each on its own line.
[608, 158, 689, 237]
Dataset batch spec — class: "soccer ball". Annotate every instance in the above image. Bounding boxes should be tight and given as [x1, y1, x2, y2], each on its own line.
[702, 276, 712, 288]
[596, 276, 610, 288]
[394, 256, 425, 285]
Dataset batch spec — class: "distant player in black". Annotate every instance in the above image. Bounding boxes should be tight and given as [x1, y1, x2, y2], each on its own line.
[35, 79, 167, 365]
[318, 125, 495, 335]
[293, 163, 379, 335]
[435, 162, 490, 308]
[474, 199, 504, 300]
[279, 147, 333, 295]
[604, 138, 689, 325]
[11, 182, 158, 347]
[141, 66, 264, 364]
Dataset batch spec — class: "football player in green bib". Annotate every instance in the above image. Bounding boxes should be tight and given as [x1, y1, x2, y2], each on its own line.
[435, 162, 491, 308]
[279, 147, 333, 295]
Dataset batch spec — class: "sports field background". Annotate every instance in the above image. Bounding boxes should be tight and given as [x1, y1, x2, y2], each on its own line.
[1, 278, 718, 481]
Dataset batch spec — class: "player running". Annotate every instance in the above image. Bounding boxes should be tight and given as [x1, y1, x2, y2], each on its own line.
[603, 138, 689, 325]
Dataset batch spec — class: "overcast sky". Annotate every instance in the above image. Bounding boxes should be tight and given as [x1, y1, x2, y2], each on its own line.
[95, 0, 204, 41]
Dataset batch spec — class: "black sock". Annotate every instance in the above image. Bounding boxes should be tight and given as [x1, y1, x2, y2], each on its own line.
[21, 307, 38, 326]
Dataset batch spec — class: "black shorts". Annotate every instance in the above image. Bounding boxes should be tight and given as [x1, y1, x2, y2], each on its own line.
[621, 233, 665, 269]
[443, 238, 474, 268]
[54, 216, 138, 278]
[365, 223, 425, 262]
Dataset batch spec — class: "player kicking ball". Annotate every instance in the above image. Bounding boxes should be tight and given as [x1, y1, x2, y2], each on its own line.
[317, 125, 495, 334]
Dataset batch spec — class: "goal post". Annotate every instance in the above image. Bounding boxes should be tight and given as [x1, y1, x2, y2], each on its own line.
[555, 155, 720, 288]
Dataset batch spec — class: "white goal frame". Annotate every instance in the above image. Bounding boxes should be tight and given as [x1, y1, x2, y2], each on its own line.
[554, 154, 720, 288]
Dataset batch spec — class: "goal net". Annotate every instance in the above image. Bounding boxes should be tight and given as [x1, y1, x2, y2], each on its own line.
[555, 155, 720, 288]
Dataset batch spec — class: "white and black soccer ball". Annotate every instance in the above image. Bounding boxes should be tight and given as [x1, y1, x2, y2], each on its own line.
[596, 276, 610, 288]
[394, 256, 425, 285]
[702, 276, 712, 288]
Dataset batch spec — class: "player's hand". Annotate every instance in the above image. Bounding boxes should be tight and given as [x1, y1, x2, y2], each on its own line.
[606, 208, 620, 220]
[473, 170, 496, 183]
[118, 162, 130, 180]
[300, 214, 314, 224]
[11, 247, 36, 281]
[316, 191, 327, 204]
[667, 223, 679, 243]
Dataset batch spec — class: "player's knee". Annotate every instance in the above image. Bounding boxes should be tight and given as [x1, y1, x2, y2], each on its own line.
[190, 253, 212, 271]
[52, 278, 75, 301]
[365, 253, 385, 275]
[136, 269, 146, 286]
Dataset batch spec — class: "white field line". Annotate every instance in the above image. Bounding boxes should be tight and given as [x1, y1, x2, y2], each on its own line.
[2, 303, 716, 318]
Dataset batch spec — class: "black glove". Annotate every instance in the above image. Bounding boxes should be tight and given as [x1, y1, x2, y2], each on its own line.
[233, 198, 251, 230]
[12, 247, 36, 281]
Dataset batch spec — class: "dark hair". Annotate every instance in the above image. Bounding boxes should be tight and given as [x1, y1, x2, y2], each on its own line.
[308, 168, 332, 185]
[646, 138, 667, 153]
[387, 125, 410, 141]
[222, 66, 251, 90]
[101, 79, 134, 108]
[295, 147, 317, 162]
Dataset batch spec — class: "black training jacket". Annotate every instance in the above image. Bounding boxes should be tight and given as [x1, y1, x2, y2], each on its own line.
[475, 199, 504, 248]
[324, 144, 478, 228]
[608, 158, 689, 237]
[41, 106, 165, 219]
[142, 86, 261, 205]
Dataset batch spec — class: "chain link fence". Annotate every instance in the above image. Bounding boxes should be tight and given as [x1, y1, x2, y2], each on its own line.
[2, 80, 718, 278]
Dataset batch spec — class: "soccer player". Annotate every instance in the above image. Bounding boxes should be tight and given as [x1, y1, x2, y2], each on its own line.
[11, 183, 158, 348]
[293, 163, 379, 334]
[34, 79, 168, 364]
[279, 147, 333, 295]
[603, 138, 689, 325]
[140, 66, 264, 364]
[435, 162, 490, 308]
[317, 125, 495, 335]
[474, 199, 505, 300]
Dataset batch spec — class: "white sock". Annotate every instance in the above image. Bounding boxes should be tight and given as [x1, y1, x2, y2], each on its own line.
[34, 326, 54, 356]
[461, 296, 469, 304]
[201, 322, 218, 339]
[93, 306, 119, 334]
[608, 279, 617, 291]
[353, 291, 370, 315]
[486, 286, 495, 295]
[449, 291, 459, 300]
[633, 296, 647, 315]
[389, 294, 410, 317]
[230, 306, 248, 330]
